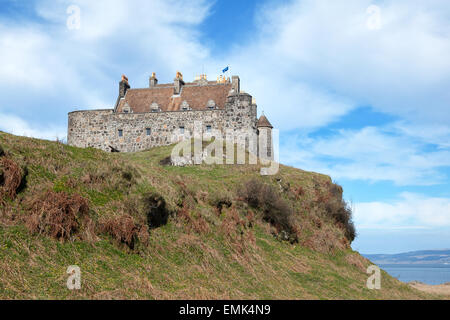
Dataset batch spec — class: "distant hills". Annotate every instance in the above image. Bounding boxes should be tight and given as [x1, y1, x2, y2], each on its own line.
[364, 250, 450, 265]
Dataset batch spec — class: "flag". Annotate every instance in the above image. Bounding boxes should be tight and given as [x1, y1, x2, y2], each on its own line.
[222, 66, 229, 73]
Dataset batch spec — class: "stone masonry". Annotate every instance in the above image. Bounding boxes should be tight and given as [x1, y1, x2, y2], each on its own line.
[67, 72, 273, 159]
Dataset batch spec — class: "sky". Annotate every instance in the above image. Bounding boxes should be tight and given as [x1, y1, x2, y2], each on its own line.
[0, 0, 449, 254]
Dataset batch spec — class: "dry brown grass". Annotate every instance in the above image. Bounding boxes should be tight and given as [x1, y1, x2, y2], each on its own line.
[99, 214, 149, 249]
[0, 157, 23, 201]
[345, 253, 368, 272]
[177, 202, 210, 234]
[409, 282, 450, 297]
[25, 190, 90, 240]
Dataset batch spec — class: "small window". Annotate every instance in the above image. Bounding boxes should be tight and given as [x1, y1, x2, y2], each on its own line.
[181, 100, 190, 111]
[206, 125, 212, 133]
[179, 126, 185, 134]
[123, 103, 131, 113]
[207, 100, 216, 109]
[146, 128, 151, 136]
[151, 102, 160, 112]
[118, 129, 123, 137]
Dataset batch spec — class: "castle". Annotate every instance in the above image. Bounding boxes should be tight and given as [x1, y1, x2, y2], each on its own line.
[67, 72, 273, 159]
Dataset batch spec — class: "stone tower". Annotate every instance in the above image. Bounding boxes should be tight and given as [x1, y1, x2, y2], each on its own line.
[257, 114, 274, 161]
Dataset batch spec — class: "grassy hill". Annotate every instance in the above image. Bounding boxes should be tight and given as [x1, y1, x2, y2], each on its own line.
[0, 131, 438, 299]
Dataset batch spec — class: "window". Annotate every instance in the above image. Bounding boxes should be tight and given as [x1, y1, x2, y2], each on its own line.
[146, 128, 151, 136]
[207, 100, 216, 109]
[123, 103, 131, 113]
[206, 125, 212, 133]
[179, 126, 185, 134]
[181, 100, 190, 111]
[151, 102, 160, 112]
[118, 129, 123, 137]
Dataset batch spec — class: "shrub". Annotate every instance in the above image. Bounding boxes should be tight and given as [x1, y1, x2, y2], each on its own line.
[0, 157, 26, 200]
[240, 179, 297, 242]
[143, 192, 170, 229]
[100, 214, 148, 249]
[159, 156, 172, 166]
[177, 202, 210, 234]
[82, 165, 139, 193]
[0, 145, 4, 157]
[25, 191, 90, 240]
[323, 183, 356, 242]
[209, 192, 233, 214]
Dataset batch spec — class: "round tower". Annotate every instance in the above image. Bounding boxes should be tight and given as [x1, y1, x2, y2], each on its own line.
[257, 113, 274, 161]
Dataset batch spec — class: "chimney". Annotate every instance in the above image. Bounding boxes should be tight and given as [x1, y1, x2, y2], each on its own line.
[174, 71, 185, 95]
[231, 75, 240, 93]
[119, 75, 130, 98]
[149, 72, 158, 87]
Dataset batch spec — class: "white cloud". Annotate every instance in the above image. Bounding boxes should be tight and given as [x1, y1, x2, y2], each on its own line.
[0, 0, 213, 130]
[354, 192, 450, 229]
[280, 124, 450, 185]
[221, 0, 450, 130]
[0, 113, 66, 140]
[2, 0, 449, 134]
[393, 122, 450, 149]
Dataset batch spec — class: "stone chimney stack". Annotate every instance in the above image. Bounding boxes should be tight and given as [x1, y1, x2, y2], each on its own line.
[119, 75, 130, 98]
[174, 71, 185, 95]
[149, 72, 158, 87]
[231, 75, 240, 93]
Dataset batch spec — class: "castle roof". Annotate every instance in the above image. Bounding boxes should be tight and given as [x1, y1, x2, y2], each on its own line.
[116, 81, 232, 113]
[257, 115, 273, 128]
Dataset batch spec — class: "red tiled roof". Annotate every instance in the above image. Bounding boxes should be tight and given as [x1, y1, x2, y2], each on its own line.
[117, 82, 232, 113]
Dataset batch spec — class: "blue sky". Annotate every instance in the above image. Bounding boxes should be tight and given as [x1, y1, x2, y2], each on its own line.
[0, 0, 449, 254]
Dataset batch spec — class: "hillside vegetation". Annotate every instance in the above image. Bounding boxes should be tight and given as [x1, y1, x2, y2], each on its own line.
[0, 131, 437, 299]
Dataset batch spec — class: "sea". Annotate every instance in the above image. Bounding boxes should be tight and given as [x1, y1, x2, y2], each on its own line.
[380, 264, 450, 285]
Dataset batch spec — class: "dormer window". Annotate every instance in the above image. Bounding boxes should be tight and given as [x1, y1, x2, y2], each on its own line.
[122, 103, 131, 113]
[151, 102, 160, 112]
[180, 100, 190, 111]
[207, 100, 216, 110]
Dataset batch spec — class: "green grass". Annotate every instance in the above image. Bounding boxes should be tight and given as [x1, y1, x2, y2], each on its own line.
[0, 131, 443, 300]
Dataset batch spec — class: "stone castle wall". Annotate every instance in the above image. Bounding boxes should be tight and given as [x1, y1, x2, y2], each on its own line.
[67, 93, 258, 153]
